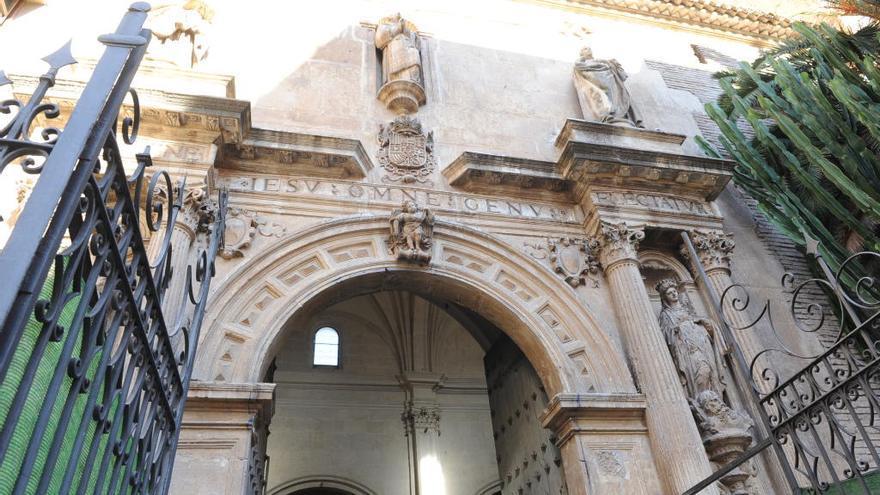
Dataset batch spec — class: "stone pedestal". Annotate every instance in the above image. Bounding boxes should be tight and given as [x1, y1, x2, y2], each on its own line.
[542, 393, 662, 495]
[169, 381, 275, 495]
[598, 221, 718, 495]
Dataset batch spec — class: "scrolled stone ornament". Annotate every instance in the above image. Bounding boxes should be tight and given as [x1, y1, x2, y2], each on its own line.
[597, 221, 645, 268]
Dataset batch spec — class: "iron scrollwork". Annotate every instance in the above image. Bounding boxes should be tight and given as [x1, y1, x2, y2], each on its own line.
[0, 4, 226, 495]
[684, 230, 880, 495]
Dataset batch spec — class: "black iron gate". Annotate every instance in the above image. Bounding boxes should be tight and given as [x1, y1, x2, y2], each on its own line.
[0, 3, 225, 494]
[683, 232, 880, 494]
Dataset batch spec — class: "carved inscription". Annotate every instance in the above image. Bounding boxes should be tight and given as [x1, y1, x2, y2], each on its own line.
[221, 176, 575, 222]
[591, 191, 714, 217]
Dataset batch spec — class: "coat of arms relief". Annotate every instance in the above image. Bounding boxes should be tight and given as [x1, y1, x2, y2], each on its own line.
[377, 116, 435, 184]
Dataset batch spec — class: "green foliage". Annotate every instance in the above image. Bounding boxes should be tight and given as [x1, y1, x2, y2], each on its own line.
[699, 21, 880, 285]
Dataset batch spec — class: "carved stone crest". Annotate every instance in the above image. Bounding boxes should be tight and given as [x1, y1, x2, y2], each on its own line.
[377, 116, 435, 184]
[548, 237, 601, 287]
[221, 208, 286, 259]
[389, 200, 434, 263]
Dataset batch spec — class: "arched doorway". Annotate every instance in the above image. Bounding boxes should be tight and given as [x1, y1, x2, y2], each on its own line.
[264, 288, 565, 493]
[191, 215, 654, 493]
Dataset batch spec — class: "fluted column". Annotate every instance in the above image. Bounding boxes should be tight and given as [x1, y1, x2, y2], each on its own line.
[687, 230, 765, 373]
[688, 229, 789, 494]
[598, 221, 717, 495]
[147, 186, 214, 329]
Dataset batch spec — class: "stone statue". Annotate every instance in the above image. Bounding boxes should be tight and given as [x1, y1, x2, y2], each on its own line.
[149, 0, 214, 68]
[655, 278, 728, 402]
[657, 278, 756, 494]
[573, 47, 642, 128]
[374, 14, 426, 113]
[692, 390, 753, 436]
[389, 201, 434, 263]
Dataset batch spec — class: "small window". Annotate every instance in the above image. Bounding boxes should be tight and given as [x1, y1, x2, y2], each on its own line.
[313, 327, 340, 367]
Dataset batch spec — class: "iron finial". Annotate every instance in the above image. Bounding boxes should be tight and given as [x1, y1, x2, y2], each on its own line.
[802, 229, 820, 257]
[41, 40, 78, 78]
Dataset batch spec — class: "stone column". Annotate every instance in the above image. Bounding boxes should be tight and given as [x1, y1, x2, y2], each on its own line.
[597, 221, 718, 495]
[147, 186, 214, 329]
[688, 229, 788, 494]
[399, 372, 444, 495]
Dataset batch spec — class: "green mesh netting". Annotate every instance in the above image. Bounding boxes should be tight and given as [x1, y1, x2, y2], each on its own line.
[0, 266, 128, 495]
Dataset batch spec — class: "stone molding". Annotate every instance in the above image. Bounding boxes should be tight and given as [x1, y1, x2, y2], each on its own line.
[196, 215, 636, 396]
[556, 119, 733, 202]
[219, 128, 372, 180]
[541, 393, 648, 443]
[536, 0, 795, 41]
[444, 152, 567, 200]
[597, 221, 645, 270]
[185, 381, 276, 420]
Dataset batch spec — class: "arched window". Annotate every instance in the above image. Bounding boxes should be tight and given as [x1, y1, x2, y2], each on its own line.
[313, 327, 340, 367]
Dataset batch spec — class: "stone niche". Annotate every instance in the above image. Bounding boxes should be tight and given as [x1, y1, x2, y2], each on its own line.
[374, 13, 426, 114]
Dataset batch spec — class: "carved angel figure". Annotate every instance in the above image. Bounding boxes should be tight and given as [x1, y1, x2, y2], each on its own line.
[656, 279, 729, 402]
[389, 201, 434, 263]
[573, 47, 642, 128]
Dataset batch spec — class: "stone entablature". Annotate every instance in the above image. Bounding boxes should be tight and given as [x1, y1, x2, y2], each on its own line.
[443, 152, 568, 201]
[217, 128, 372, 180]
[220, 175, 578, 223]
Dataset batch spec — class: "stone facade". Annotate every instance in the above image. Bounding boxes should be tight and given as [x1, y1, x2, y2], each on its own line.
[0, 1, 830, 494]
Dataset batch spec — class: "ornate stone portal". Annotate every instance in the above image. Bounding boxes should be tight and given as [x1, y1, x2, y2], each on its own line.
[377, 115, 435, 184]
[389, 201, 435, 263]
[374, 13, 426, 114]
[572, 47, 642, 128]
[655, 278, 755, 495]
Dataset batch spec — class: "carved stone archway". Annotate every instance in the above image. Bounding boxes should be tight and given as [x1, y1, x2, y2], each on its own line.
[195, 215, 635, 397]
[268, 475, 377, 495]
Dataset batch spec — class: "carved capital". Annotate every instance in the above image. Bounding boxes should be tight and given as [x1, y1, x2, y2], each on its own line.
[597, 221, 644, 269]
[402, 402, 441, 436]
[687, 229, 735, 274]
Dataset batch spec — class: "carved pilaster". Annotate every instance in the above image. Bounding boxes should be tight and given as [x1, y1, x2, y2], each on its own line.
[597, 221, 645, 269]
[688, 229, 735, 274]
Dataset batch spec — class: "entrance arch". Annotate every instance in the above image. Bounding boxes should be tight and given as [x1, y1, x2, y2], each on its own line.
[195, 215, 635, 396]
[268, 475, 377, 495]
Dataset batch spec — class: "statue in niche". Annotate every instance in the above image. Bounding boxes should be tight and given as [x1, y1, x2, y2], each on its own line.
[656, 278, 728, 401]
[149, 0, 214, 68]
[656, 278, 756, 495]
[374, 13, 426, 113]
[573, 47, 643, 128]
[389, 200, 434, 263]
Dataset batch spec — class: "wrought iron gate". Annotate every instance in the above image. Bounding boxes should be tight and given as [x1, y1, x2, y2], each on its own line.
[0, 3, 225, 494]
[683, 232, 880, 494]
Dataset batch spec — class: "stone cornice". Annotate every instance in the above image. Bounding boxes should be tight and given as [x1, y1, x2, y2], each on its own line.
[8, 74, 251, 144]
[541, 392, 648, 441]
[186, 381, 276, 419]
[531, 0, 796, 42]
[217, 128, 373, 180]
[443, 151, 568, 200]
[556, 120, 734, 201]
